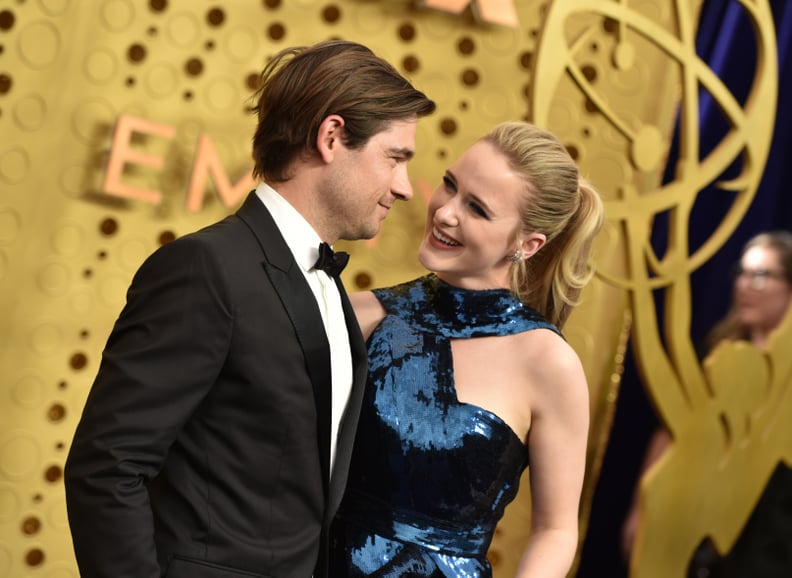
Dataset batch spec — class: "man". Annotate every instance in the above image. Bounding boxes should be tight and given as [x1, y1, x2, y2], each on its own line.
[64, 39, 435, 578]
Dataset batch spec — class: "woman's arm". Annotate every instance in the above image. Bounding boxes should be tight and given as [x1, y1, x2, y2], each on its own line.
[620, 427, 672, 561]
[516, 335, 590, 578]
[348, 290, 386, 341]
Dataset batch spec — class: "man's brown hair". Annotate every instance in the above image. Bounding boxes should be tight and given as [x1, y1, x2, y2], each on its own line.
[250, 39, 436, 183]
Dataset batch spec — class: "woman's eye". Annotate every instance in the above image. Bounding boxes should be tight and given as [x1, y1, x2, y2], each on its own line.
[468, 202, 489, 219]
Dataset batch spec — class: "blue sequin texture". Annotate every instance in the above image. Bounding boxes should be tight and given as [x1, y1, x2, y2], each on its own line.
[331, 275, 560, 577]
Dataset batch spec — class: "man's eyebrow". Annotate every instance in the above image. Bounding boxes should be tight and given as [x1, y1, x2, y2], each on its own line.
[389, 147, 415, 160]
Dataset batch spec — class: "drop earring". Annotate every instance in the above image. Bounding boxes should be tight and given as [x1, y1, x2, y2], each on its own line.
[508, 248, 523, 264]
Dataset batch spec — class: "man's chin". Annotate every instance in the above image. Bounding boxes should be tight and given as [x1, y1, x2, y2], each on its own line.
[342, 225, 380, 242]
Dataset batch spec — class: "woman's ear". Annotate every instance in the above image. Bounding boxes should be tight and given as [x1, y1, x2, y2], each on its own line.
[521, 233, 547, 259]
[316, 114, 345, 163]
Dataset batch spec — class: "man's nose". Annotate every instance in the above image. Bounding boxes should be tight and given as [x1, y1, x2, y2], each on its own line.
[392, 165, 414, 201]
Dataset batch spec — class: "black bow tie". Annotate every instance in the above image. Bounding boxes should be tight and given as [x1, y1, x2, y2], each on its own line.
[313, 242, 349, 278]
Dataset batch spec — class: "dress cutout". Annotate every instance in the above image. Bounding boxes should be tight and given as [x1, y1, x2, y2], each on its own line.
[331, 274, 560, 577]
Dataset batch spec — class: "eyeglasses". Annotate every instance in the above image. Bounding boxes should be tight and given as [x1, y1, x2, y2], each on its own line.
[731, 264, 788, 290]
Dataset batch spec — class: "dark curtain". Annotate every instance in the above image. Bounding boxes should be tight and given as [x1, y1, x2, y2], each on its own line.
[577, 1, 792, 576]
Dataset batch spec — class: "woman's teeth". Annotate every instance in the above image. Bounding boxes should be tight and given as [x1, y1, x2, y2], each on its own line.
[433, 227, 460, 246]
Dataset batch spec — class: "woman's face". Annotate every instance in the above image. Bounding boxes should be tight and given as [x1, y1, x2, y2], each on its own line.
[417, 139, 544, 290]
[734, 245, 792, 333]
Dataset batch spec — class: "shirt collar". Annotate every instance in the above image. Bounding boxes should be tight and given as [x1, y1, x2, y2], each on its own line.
[254, 182, 322, 273]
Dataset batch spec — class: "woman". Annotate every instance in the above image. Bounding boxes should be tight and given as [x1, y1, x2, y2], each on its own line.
[697, 230, 792, 577]
[621, 230, 792, 576]
[331, 121, 604, 577]
[704, 231, 792, 352]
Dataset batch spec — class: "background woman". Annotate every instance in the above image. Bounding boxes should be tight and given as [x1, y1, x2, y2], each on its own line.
[621, 230, 792, 577]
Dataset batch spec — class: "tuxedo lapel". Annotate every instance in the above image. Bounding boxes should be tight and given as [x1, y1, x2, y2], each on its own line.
[236, 192, 333, 494]
[236, 192, 370, 573]
[316, 277, 368, 578]
[327, 278, 368, 517]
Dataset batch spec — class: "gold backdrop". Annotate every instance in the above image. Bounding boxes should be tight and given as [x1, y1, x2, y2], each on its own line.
[0, 1, 784, 577]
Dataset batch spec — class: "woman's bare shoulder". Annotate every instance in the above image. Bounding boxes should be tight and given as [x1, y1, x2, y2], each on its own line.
[517, 327, 582, 365]
[515, 328, 588, 397]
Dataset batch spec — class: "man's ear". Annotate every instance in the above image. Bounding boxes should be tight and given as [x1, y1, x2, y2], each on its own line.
[316, 114, 345, 163]
[521, 232, 547, 259]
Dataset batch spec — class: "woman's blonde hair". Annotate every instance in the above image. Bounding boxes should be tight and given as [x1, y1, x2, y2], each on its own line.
[482, 121, 604, 328]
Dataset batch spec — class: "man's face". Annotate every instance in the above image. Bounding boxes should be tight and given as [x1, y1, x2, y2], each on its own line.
[319, 119, 418, 242]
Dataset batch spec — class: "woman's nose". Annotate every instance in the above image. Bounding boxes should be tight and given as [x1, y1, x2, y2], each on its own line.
[433, 200, 459, 226]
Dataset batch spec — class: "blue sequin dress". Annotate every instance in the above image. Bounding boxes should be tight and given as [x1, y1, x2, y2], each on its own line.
[331, 274, 561, 577]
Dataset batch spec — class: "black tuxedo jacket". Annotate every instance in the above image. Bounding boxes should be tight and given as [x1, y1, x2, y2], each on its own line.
[64, 192, 368, 577]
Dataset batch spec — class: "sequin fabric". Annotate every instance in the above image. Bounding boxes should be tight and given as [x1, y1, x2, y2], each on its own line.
[331, 274, 561, 577]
